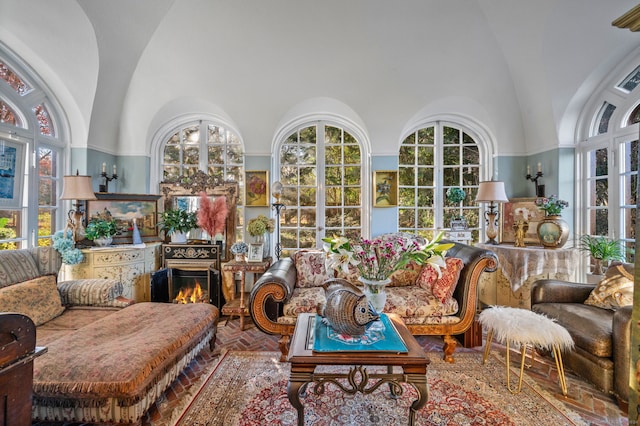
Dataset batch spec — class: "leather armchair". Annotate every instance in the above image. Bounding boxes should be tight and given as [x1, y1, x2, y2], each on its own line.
[531, 278, 631, 410]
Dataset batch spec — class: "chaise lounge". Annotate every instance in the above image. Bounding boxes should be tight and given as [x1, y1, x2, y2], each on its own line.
[0, 247, 218, 424]
[250, 238, 497, 362]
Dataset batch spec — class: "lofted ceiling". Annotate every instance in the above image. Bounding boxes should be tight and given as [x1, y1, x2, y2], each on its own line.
[1, 0, 639, 157]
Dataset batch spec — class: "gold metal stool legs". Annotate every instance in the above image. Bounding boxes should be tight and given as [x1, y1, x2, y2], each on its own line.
[481, 328, 569, 396]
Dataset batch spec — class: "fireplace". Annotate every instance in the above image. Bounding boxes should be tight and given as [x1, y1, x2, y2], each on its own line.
[168, 267, 212, 304]
[151, 265, 224, 309]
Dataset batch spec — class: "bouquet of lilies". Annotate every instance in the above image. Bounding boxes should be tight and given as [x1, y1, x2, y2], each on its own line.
[322, 232, 453, 281]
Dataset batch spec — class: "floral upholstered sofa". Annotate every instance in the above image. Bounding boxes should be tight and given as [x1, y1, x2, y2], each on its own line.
[0, 247, 218, 424]
[250, 237, 497, 362]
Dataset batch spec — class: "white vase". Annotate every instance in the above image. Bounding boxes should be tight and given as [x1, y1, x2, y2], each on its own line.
[94, 236, 113, 247]
[358, 276, 391, 313]
[171, 231, 187, 243]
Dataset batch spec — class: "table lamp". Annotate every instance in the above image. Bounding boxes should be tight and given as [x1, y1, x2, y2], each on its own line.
[60, 171, 97, 242]
[475, 181, 509, 245]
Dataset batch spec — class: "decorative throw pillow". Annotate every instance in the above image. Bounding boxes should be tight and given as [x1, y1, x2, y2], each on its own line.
[0, 274, 65, 326]
[584, 262, 634, 310]
[57, 278, 123, 306]
[293, 250, 332, 287]
[388, 261, 422, 287]
[416, 257, 464, 303]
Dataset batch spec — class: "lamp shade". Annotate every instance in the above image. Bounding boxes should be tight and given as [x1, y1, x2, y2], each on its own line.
[475, 181, 509, 203]
[60, 175, 97, 201]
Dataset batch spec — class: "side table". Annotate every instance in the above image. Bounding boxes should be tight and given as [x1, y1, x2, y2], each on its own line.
[221, 258, 271, 330]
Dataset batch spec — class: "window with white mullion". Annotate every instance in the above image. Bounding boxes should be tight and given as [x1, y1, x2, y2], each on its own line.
[618, 137, 638, 258]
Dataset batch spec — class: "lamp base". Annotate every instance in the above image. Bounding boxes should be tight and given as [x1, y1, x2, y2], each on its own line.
[484, 238, 500, 245]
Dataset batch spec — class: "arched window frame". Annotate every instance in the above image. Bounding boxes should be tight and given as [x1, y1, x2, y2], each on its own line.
[271, 113, 371, 255]
[150, 115, 245, 241]
[397, 115, 495, 242]
[0, 43, 67, 249]
[577, 54, 640, 265]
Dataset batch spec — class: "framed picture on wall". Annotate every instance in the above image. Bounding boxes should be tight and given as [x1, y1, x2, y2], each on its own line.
[86, 193, 162, 243]
[373, 170, 398, 207]
[0, 138, 25, 209]
[500, 197, 543, 245]
[245, 170, 269, 207]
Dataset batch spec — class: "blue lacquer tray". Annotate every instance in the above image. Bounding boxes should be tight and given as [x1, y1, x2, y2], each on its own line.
[311, 313, 408, 353]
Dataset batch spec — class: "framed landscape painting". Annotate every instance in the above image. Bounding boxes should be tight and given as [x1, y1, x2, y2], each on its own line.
[500, 197, 542, 245]
[86, 193, 162, 243]
[245, 170, 269, 207]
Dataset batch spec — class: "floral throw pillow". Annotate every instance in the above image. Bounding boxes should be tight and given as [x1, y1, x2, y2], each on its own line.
[584, 262, 634, 310]
[416, 257, 464, 303]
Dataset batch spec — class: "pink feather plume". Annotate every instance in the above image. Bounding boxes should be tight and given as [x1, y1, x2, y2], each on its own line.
[197, 192, 229, 237]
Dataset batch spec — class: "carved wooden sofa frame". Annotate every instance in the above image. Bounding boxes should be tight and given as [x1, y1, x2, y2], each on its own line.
[249, 240, 497, 362]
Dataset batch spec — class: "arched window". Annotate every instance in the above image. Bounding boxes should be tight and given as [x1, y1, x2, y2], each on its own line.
[398, 122, 484, 242]
[0, 46, 66, 249]
[579, 61, 639, 264]
[274, 121, 365, 257]
[159, 120, 244, 239]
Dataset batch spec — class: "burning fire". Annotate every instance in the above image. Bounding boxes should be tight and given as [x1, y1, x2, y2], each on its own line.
[174, 281, 205, 304]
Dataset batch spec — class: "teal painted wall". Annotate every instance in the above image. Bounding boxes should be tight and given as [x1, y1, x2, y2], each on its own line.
[371, 155, 398, 237]
[71, 149, 576, 239]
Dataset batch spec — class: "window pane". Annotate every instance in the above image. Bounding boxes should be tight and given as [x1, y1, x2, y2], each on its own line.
[33, 104, 54, 137]
[617, 65, 640, 93]
[0, 62, 31, 95]
[344, 166, 360, 185]
[0, 100, 22, 127]
[38, 208, 54, 245]
[39, 148, 53, 176]
[416, 146, 433, 163]
[299, 126, 316, 144]
[208, 145, 224, 164]
[325, 146, 341, 165]
[0, 210, 19, 249]
[344, 145, 360, 164]
[417, 127, 434, 144]
[399, 145, 415, 164]
[597, 103, 616, 135]
[462, 146, 479, 164]
[443, 126, 458, 144]
[623, 140, 639, 172]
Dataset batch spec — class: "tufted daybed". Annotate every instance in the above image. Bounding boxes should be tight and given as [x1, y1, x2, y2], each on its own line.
[0, 247, 218, 424]
[250, 238, 497, 362]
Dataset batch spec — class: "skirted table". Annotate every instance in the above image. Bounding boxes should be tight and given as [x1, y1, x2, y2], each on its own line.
[476, 244, 578, 309]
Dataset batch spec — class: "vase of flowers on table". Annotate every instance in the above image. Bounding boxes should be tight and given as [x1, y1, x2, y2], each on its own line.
[322, 232, 453, 312]
[247, 215, 275, 259]
[535, 195, 570, 249]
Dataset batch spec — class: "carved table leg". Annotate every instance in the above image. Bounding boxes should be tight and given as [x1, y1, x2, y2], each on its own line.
[406, 372, 429, 425]
[287, 372, 311, 426]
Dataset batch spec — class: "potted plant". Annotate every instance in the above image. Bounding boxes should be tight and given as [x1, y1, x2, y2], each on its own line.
[158, 208, 198, 243]
[231, 241, 249, 261]
[578, 234, 625, 278]
[85, 218, 117, 247]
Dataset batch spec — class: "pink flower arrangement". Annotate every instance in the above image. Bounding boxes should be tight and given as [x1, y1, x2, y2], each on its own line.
[197, 192, 228, 237]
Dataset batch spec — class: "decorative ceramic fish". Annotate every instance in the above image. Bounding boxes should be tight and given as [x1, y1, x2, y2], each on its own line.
[317, 278, 379, 336]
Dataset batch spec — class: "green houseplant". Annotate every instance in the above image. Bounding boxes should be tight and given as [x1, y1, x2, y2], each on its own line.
[578, 234, 625, 276]
[85, 219, 117, 246]
[158, 208, 198, 243]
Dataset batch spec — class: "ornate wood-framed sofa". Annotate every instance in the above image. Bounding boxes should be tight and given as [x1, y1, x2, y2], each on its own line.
[249, 239, 497, 362]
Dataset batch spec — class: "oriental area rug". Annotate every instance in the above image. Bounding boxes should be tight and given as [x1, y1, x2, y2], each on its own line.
[172, 351, 587, 426]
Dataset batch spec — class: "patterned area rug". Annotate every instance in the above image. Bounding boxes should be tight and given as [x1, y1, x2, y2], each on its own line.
[173, 350, 587, 426]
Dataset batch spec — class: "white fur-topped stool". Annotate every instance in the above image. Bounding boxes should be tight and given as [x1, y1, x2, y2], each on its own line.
[478, 306, 574, 395]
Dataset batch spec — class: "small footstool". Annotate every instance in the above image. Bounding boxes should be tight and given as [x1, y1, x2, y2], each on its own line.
[478, 306, 574, 395]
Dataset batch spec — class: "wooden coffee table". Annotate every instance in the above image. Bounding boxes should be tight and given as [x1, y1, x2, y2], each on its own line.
[287, 313, 430, 426]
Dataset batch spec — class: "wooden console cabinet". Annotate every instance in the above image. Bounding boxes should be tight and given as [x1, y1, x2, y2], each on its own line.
[60, 242, 162, 302]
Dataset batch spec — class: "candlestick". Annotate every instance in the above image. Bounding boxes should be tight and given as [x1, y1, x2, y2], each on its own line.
[527, 165, 531, 175]
[537, 162, 542, 173]
[102, 163, 106, 173]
